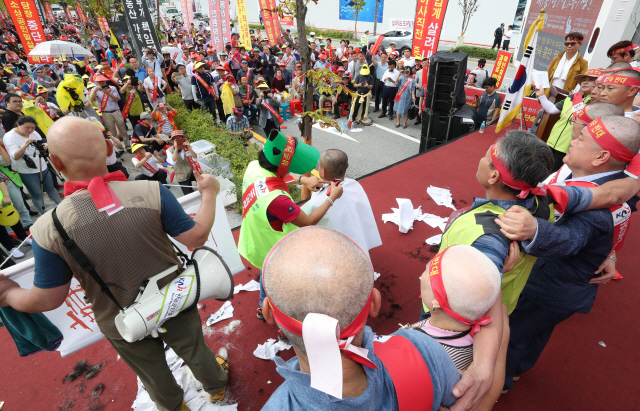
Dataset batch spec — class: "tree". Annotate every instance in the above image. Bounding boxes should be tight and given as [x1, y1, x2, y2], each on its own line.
[351, 0, 366, 42]
[458, 0, 480, 36]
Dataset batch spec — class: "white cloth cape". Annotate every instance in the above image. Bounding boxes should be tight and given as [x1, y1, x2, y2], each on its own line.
[302, 178, 382, 256]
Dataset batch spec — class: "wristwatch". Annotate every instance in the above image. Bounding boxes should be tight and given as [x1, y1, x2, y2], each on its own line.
[606, 254, 617, 264]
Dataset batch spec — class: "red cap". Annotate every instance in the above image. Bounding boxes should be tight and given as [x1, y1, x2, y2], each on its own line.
[319, 53, 327, 59]
[94, 74, 110, 82]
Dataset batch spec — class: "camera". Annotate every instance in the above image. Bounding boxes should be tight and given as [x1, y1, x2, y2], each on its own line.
[131, 77, 139, 87]
[23, 139, 48, 169]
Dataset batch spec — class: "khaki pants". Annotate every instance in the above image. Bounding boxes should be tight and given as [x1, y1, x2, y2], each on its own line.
[108, 307, 228, 411]
[102, 110, 130, 148]
[319, 94, 334, 113]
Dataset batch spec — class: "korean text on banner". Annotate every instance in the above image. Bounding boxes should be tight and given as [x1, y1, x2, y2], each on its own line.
[236, 0, 251, 49]
[186, 0, 195, 31]
[122, 0, 162, 62]
[5, 0, 53, 64]
[3, 190, 244, 357]
[33, 0, 47, 26]
[76, 5, 88, 24]
[411, 0, 448, 59]
[390, 18, 414, 30]
[209, 0, 231, 52]
[98, 17, 110, 37]
[490, 50, 512, 88]
[180, 0, 190, 30]
[259, 0, 281, 45]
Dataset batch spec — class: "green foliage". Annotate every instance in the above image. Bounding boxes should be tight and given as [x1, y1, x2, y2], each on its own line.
[249, 24, 265, 29]
[305, 27, 356, 41]
[456, 46, 513, 62]
[166, 94, 260, 212]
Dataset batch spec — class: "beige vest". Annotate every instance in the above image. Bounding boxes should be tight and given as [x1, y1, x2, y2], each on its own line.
[168, 147, 194, 182]
[31, 181, 182, 339]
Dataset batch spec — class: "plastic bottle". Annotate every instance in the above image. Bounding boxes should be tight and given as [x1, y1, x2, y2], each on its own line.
[479, 121, 486, 134]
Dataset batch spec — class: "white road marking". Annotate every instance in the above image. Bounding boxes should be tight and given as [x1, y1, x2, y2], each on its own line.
[312, 123, 360, 143]
[371, 123, 421, 143]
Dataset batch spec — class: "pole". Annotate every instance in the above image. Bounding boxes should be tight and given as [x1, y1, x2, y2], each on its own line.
[373, 0, 378, 35]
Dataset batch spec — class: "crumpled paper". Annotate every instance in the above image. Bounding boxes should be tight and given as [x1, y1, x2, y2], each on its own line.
[425, 234, 443, 245]
[253, 338, 292, 360]
[374, 272, 381, 281]
[427, 186, 456, 210]
[417, 213, 449, 232]
[206, 301, 234, 326]
[132, 347, 238, 410]
[382, 199, 423, 233]
[233, 279, 260, 294]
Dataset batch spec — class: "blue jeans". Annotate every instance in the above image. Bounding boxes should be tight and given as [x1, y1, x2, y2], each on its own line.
[20, 169, 62, 214]
[259, 270, 265, 308]
[7, 181, 32, 227]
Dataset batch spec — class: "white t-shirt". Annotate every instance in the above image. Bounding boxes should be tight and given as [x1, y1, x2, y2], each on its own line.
[382, 69, 400, 87]
[624, 106, 640, 117]
[401, 57, 416, 67]
[552, 52, 578, 89]
[504, 30, 513, 40]
[143, 77, 166, 96]
[106, 144, 117, 165]
[3, 129, 47, 174]
[132, 155, 160, 177]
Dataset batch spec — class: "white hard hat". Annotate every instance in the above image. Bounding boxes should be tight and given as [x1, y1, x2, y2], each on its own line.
[310, 32, 315, 36]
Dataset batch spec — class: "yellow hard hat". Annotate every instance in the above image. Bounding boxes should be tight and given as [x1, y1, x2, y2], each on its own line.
[131, 143, 147, 152]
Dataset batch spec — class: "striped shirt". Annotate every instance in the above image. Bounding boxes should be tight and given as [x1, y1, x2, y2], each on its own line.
[411, 319, 474, 371]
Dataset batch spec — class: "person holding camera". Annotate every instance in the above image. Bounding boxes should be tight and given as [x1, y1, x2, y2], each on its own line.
[173, 63, 200, 111]
[133, 112, 170, 153]
[226, 107, 252, 147]
[132, 143, 168, 184]
[256, 86, 281, 138]
[0, 116, 230, 410]
[3, 116, 62, 214]
[144, 68, 168, 109]
[167, 130, 199, 195]
[119, 75, 145, 142]
[91, 74, 128, 144]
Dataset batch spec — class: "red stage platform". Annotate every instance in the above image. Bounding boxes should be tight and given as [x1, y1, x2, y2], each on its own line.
[2, 129, 639, 411]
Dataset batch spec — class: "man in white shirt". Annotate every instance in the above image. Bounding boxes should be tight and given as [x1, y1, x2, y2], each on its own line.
[400, 48, 416, 68]
[143, 68, 167, 109]
[142, 48, 164, 78]
[186, 52, 200, 76]
[378, 60, 400, 120]
[301, 149, 381, 257]
[131, 143, 168, 184]
[90, 74, 128, 145]
[502, 25, 513, 51]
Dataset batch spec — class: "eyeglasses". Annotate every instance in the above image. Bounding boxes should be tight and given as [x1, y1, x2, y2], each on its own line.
[568, 115, 589, 127]
[565, 42, 579, 46]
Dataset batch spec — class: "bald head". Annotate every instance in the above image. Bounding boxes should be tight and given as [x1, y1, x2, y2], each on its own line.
[263, 227, 373, 353]
[421, 245, 500, 322]
[599, 115, 640, 167]
[605, 61, 632, 72]
[584, 102, 624, 119]
[320, 149, 348, 180]
[48, 117, 108, 176]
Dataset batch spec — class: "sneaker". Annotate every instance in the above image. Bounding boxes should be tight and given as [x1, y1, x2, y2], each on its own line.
[10, 248, 24, 259]
[501, 388, 509, 395]
[29, 210, 40, 216]
[277, 329, 289, 343]
[210, 356, 230, 404]
[256, 307, 264, 320]
[513, 370, 523, 381]
[23, 238, 32, 246]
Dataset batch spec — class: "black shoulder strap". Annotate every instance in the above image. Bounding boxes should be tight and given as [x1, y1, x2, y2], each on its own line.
[52, 208, 124, 310]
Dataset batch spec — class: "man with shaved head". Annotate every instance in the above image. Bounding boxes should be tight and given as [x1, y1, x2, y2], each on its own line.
[598, 62, 640, 116]
[497, 115, 640, 393]
[0, 116, 230, 410]
[261, 226, 461, 410]
[301, 149, 382, 256]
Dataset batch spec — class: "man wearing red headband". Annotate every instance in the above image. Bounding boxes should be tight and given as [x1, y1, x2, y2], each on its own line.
[496, 115, 640, 393]
[607, 40, 639, 67]
[597, 63, 640, 116]
[546, 32, 588, 93]
[261, 226, 461, 410]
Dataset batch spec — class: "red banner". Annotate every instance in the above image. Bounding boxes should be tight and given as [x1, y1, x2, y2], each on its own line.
[370, 35, 384, 55]
[75, 5, 88, 24]
[208, 0, 231, 51]
[490, 50, 512, 89]
[98, 17, 110, 36]
[258, 0, 281, 46]
[42, 1, 55, 22]
[464, 86, 542, 127]
[6, 0, 53, 64]
[411, 0, 448, 59]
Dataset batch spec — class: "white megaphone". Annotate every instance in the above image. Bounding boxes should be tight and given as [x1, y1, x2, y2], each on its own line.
[115, 246, 234, 342]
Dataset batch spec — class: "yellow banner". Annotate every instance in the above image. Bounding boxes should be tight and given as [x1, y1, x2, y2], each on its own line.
[236, 0, 251, 49]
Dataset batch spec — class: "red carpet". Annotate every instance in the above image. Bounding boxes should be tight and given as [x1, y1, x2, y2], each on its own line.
[2, 129, 639, 411]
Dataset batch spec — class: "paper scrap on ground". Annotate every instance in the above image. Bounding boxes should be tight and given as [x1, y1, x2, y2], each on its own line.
[253, 338, 292, 360]
[425, 234, 443, 245]
[382, 199, 423, 233]
[599, 341, 606, 348]
[233, 279, 260, 294]
[349, 128, 363, 132]
[132, 347, 238, 410]
[206, 301, 234, 326]
[374, 272, 381, 281]
[427, 186, 456, 210]
[417, 213, 449, 232]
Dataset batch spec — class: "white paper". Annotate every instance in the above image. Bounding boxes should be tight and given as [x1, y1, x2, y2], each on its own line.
[427, 186, 456, 210]
[417, 213, 449, 232]
[532, 70, 550, 89]
[302, 313, 344, 399]
[253, 338, 292, 360]
[382, 199, 428, 233]
[374, 272, 381, 281]
[425, 234, 443, 245]
[233, 279, 260, 294]
[206, 301, 234, 326]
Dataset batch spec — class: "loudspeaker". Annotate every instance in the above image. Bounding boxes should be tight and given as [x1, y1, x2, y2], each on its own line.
[115, 246, 234, 342]
[420, 104, 475, 151]
[423, 51, 468, 115]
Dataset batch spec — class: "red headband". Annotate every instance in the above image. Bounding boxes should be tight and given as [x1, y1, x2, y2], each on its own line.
[490, 144, 547, 199]
[596, 74, 640, 88]
[586, 118, 636, 163]
[428, 248, 492, 337]
[573, 107, 593, 125]
[277, 134, 297, 178]
[611, 44, 638, 56]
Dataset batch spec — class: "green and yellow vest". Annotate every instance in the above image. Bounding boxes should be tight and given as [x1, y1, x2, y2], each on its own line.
[238, 161, 297, 269]
[547, 94, 590, 154]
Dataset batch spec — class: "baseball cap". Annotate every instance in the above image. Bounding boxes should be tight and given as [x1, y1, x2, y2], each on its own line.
[140, 112, 152, 120]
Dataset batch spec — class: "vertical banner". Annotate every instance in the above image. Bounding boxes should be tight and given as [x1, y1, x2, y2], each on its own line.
[76, 5, 88, 24]
[43, 1, 55, 22]
[490, 50, 512, 88]
[97, 17, 110, 36]
[122, 0, 162, 61]
[236, 0, 250, 48]
[5, 0, 53, 64]
[33, 0, 47, 26]
[186, 0, 194, 31]
[180, 0, 190, 30]
[258, 0, 281, 45]
[208, 0, 230, 51]
[411, 0, 448, 59]
[61, 2, 72, 22]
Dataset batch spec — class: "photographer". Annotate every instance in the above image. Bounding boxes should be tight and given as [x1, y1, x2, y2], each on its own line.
[256, 87, 280, 138]
[119, 75, 145, 141]
[3, 116, 62, 214]
[0, 117, 229, 410]
[172, 63, 200, 111]
[166, 130, 198, 194]
[90, 75, 128, 144]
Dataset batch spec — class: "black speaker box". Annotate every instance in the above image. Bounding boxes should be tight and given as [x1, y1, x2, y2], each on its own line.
[423, 51, 468, 114]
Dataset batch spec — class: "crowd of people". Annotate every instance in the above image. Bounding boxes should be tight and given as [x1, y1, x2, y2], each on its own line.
[0, 14, 640, 411]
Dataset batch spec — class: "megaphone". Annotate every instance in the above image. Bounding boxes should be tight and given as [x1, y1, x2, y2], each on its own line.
[115, 246, 234, 342]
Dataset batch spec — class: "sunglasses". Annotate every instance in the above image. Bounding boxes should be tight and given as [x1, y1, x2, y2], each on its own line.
[565, 42, 580, 46]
